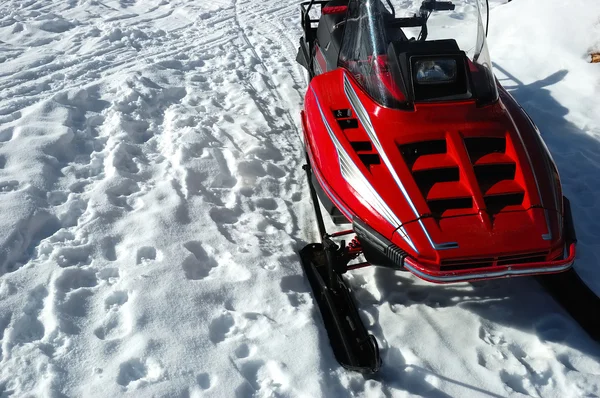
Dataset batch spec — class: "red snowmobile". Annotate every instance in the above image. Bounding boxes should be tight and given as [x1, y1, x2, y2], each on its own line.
[296, 0, 598, 373]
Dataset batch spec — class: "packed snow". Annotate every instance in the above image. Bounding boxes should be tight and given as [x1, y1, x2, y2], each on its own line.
[0, 0, 599, 396]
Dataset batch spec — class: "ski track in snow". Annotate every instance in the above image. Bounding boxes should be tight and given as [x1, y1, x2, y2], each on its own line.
[0, 0, 599, 397]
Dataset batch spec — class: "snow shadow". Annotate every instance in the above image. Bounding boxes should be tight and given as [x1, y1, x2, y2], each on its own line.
[366, 266, 600, 392]
[494, 63, 600, 294]
[354, 67, 600, 394]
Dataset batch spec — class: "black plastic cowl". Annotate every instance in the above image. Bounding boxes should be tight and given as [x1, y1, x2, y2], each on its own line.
[353, 218, 407, 269]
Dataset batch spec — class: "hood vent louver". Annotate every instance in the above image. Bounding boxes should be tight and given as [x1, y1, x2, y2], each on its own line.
[399, 140, 473, 217]
[464, 137, 505, 163]
[399, 140, 447, 170]
[474, 163, 516, 193]
[464, 137, 524, 215]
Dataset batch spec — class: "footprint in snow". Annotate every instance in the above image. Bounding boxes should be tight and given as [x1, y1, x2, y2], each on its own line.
[478, 324, 506, 346]
[196, 373, 212, 390]
[53, 245, 92, 267]
[254, 197, 278, 211]
[476, 348, 488, 367]
[97, 267, 120, 285]
[94, 308, 131, 341]
[0, 127, 13, 142]
[47, 190, 69, 206]
[104, 290, 128, 309]
[209, 203, 241, 224]
[499, 370, 530, 396]
[182, 241, 218, 280]
[117, 357, 164, 388]
[5, 285, 47, 346]
[0, 180, 19, 192]
[265, 163, 286, 178]
[94, 290, 131, 340]
[235, 343, 255, 359]
[136, 246, 158, 265]
[208, 311, 235, 344]
[280, 275, 311, 308]
[105, 178, 140, 209]
[55, 268, 98, 292]
[236, 359, 290, 396]
[110, 142, 141, 175]
[36, 17, 75, 34]
[100, 236, 119, 262]
[60, 288, 94, 318]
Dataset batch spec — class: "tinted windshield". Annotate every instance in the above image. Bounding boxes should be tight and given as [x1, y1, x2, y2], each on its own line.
[338, 0, 498, 108]
[338, 0, 406, 108]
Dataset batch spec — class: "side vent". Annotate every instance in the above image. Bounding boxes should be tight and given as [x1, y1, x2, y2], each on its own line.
[334, 110, 380, 169]
[358, 154, 380, 167]
[399, 140, 473, 217]
[464, 137, 524, 215]
[349, 141, 380, 169]
[350, 141, 372, 152]
[337, 119, 358, 129]
[332, 109, 358, 130]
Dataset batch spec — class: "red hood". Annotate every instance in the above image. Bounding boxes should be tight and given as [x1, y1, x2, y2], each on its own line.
[304, 69, 564, 263]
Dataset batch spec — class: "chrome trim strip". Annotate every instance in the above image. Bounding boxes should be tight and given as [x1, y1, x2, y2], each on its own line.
[504, 93, 552, 241]
[343, 73, 458, 251]
[310, 86, 418, 253]
[404, 259, 573, 283]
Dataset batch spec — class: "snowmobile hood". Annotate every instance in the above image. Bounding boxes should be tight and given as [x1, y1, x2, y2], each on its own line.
[303, 69, 564, 259]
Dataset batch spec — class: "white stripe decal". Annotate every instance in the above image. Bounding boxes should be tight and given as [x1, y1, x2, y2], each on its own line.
[308, 149, 353, 220]
[310, 86, 418, 253]
[342, 73, 458, 251]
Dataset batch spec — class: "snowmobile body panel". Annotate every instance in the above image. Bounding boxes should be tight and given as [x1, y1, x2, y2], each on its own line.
[302, 67, 573, 282]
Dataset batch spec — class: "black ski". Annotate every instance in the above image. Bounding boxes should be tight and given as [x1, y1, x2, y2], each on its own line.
[300, 156, 381, 373]
[536, 197, 599, 341]
[537, 269, 600, 341]
[299, 243, 381, 373]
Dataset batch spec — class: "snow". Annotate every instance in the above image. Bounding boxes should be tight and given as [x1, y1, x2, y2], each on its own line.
[0, 0, 599, 397]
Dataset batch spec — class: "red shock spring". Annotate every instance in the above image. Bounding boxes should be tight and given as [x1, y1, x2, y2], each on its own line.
[347, 237, 362, 258]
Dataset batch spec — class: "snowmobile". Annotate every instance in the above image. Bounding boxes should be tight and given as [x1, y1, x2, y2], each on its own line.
[296, 0, 599, 373]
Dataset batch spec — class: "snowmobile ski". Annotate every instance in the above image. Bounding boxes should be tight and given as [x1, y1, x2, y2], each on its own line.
[299, 243, 381, 373]
[537, 269, 600, 341]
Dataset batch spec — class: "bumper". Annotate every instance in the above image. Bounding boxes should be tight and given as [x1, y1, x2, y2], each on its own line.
[353, 198, 577, 284]
[402, 244, 575, 283]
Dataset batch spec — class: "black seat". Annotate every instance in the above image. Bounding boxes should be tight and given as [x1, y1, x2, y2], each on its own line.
[316, 0, 349, 71]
